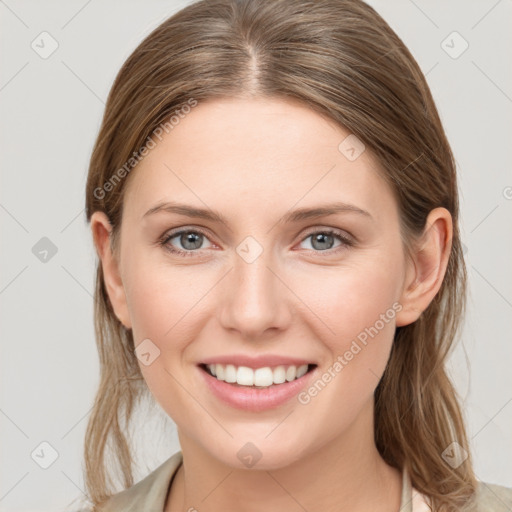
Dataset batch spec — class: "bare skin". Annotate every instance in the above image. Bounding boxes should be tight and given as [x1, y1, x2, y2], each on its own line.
[91, 97, 452, 512]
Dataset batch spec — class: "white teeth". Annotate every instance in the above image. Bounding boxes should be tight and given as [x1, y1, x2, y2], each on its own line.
[296, 365, 308, 378]
[205, 363, 310, 387]
[254, 367, 274, 387]
[286, 366, 297, 381]
[215, 364, 225, 380]
[236, 366, 254, 385]
[224, 364, 237, 383]
[273, 365, 286, 384]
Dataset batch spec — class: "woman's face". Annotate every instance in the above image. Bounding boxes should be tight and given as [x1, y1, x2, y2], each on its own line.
[94, 97, 433, 469]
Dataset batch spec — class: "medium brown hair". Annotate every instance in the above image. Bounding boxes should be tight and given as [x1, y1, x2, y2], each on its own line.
[82, 0, 477, 510]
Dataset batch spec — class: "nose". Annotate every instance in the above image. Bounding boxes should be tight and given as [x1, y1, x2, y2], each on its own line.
[218, 244, 293, 341]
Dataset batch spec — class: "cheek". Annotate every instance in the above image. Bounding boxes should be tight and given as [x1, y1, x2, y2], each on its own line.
[123, 252, 199, 341]
[291, 257, 402, 400]
[122, 259, 198, 407]
[122, 255, 211, 396]
[293, 257, 402, 342]
[290, 266, 401, 439]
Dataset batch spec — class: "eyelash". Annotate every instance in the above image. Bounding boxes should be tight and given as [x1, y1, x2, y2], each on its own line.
[158, 227, 354, 258]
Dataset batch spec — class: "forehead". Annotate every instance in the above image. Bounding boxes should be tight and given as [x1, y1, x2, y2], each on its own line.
[123, 97, 396, 225]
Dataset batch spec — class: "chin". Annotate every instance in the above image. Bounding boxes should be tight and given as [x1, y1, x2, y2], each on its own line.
[204, 436, 311, 471]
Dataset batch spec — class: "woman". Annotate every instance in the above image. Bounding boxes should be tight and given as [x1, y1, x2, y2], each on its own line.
[82, 0, 512, 510]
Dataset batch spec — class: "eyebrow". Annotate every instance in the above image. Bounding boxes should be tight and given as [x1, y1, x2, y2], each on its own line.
[142, 200, 372, 225]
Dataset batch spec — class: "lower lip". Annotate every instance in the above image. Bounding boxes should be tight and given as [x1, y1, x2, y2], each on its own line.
[198, 365, 317, 412]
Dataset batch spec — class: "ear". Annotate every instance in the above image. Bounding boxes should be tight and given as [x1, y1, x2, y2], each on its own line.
[395, 207, 453, 327]
[90, 211, 132, 329]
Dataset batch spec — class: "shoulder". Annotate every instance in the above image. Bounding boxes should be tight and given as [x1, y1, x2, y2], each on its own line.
[472, 480, 512, 511]
[98, 451, 183, 512]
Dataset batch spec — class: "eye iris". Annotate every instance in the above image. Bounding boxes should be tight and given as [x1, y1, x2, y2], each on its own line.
[311, 233, 334, 251]
[181, 232, 203, 250]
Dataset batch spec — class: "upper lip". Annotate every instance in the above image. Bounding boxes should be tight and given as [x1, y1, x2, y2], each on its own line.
[199, 354, 316, 369]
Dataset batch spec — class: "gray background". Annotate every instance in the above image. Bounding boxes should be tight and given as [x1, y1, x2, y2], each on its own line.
[0, 0, 511, 510]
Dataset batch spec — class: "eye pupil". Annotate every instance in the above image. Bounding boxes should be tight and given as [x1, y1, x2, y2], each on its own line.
[181, 232, 202, 250]
[311, 233, 334, 251]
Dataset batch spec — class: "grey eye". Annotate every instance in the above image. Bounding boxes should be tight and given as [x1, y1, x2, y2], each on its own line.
[300, 232, 344, 251]
[166, 231, 212, 251]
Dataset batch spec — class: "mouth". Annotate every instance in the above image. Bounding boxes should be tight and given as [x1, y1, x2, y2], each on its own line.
[198, 363, 318, 389]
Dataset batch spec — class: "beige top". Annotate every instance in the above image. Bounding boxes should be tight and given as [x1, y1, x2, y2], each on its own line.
[99, 451, 512, 512]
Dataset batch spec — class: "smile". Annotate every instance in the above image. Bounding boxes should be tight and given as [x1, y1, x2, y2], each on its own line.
[198, 363, 318, 412]
[201, 363, 316, 388]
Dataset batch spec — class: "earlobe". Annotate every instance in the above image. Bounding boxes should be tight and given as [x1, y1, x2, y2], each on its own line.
[395, 208, 453, 328]
[90, 211, 132, 329]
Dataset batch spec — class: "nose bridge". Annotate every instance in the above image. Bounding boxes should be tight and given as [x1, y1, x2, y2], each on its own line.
[235, 236, 275, 298]
[219, 234, 290, 337]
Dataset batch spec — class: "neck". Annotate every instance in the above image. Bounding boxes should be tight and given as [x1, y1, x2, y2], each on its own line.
[165, 400, 402, 512]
